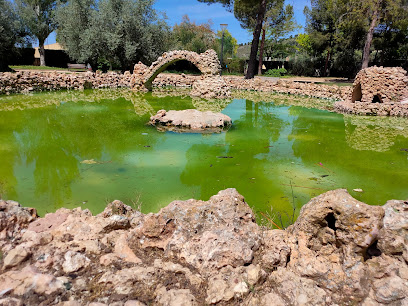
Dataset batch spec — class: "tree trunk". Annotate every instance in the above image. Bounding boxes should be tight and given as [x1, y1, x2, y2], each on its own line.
[258, 28, 266, 76]
[39, 40, 46, 66]
[324, 48, 331, 76]
[362, 9, 379, 69]
[245, 0, 267, 79]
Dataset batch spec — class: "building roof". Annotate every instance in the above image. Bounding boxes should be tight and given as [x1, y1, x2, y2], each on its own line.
[34, 43, 65, 58]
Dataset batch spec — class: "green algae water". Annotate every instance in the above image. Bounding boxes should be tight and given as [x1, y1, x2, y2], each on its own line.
[0, 89, 407, 224]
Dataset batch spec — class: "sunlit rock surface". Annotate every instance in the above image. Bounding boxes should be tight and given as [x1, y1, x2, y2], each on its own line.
[149, 109, 232, 133]
[190, 75, 231, 99]
[335, 66, 408, 117]
[0, 189, 407, 305]
[130, 49, 221, 91]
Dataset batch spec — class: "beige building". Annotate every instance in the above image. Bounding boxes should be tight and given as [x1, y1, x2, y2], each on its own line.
[33, 43, 65, 65]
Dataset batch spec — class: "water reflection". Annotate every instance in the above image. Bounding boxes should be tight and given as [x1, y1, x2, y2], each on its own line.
[0, 90, 407, 218]
[344, 115, 408, 152]
[289, 106, 408, 206]
[129, 93, 155, 115]
[0, 92, 170, 213]
[180, 99, 293, 217]
[231, 91, 335, 111]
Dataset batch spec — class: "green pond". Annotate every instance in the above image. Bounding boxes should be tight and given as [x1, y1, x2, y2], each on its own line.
[0, 89, 407, 226]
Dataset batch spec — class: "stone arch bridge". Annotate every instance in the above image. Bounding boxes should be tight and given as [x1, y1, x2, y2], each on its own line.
[130, 49, 221, 91]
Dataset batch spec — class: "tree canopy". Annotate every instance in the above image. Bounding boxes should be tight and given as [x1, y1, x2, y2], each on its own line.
[199, 0, 271, 79]
[303, 0, 408, 76]
[16, 0, 59, 66]
[215, 29, 238, 59]
[171, 15, 216, 53]
[0, 0, 20, 71]
[56, 0, 170, 70]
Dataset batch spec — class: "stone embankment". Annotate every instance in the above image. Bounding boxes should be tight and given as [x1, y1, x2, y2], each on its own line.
[149, 109, 232, 133]
[0, 71, 350, 101]
[0, 189, 407, 305]
[0, 71, 130, 94]
[191, 76, 231, 99]
[335, 66, 408, 117]
[151, 75, 350, 101]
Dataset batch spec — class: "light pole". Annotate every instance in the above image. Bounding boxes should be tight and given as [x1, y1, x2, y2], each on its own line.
[220, 23, 228, 76]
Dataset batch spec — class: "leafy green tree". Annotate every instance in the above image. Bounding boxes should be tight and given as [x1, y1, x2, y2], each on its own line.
[295, 34, 313, 55]
[258, 3, 297, 74]
[199, 0, 269, 79]
[0, 0, 20, 71]
[54, 0, 95, 63]
[56, 0, 170, 70]
[304, 0, 345, 76]
[215, 29, 238, 61]
[304, 0, 408, 75]
[171, 15, 216, 53]
[16, 0, 59, 66]
[349, 0, 408, 69]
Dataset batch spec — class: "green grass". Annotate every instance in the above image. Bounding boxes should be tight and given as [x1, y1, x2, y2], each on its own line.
[10, 65, 70, 71]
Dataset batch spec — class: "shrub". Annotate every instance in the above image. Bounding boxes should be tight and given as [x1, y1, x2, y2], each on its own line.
[287, 54, 320, 76]
[264, 67, 287, 77]
[226, 58, 245, 74]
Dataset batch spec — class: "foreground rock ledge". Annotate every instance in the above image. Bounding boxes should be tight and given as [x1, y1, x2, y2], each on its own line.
[149, 109, 232, 133]
[0, 189, 407, 305]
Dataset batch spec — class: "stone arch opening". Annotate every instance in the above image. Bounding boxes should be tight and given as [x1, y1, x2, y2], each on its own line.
[372, 94, 383, 103]
[352, 83, 362, 102]
[131, 50, 221, 92]
[166, 60, 201, 75]
[144, 58, 205, 90]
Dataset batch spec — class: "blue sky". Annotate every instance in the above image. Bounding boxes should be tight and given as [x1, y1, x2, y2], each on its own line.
[154, 0, 308, 44]
[44, 0, 309, 46]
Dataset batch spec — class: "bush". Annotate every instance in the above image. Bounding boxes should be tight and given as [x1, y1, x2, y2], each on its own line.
[288, 54, 320, 77]
[97, 58, 110, 73]
[330, 50, 361, 79]
[226, 58, 245, 74]
[264, 67, 287, 77]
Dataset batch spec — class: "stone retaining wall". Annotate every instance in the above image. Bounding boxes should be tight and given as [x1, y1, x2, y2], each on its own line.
[0, 71, 350, 101]
[0, 71, 130, 94]
[335, 67, 408, 117]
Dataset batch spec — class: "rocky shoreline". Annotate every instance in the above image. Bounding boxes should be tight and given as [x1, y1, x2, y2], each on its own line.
[0, 71, 349, 102]
[0, 189, 407, 305]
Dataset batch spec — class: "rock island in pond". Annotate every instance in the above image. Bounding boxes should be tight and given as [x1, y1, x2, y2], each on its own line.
[149, 109, 232, 133]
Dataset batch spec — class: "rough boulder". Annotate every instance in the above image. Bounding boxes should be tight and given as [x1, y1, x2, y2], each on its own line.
[0, 189, 407, 305]
[149, 109, 232, 133]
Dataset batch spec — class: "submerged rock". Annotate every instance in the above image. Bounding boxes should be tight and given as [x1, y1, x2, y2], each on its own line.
[0, 189, 407, 305]
[149, 109, 232, 133]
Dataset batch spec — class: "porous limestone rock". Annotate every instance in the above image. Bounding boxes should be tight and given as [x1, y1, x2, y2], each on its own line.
[335, 66, 408, 117]
[191, 75, 231, 99]
[149, 109, 232, 133]
[0, 189, 407, 305]
[130, 49, 221, 91]
[0, 71, 130, 94]
[0, 199, 37, 249]
[156, 288, 196, 306]
[1, 70, 351, 102]
[62, 251, 90, 273]
[2, 246, 30, 269]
